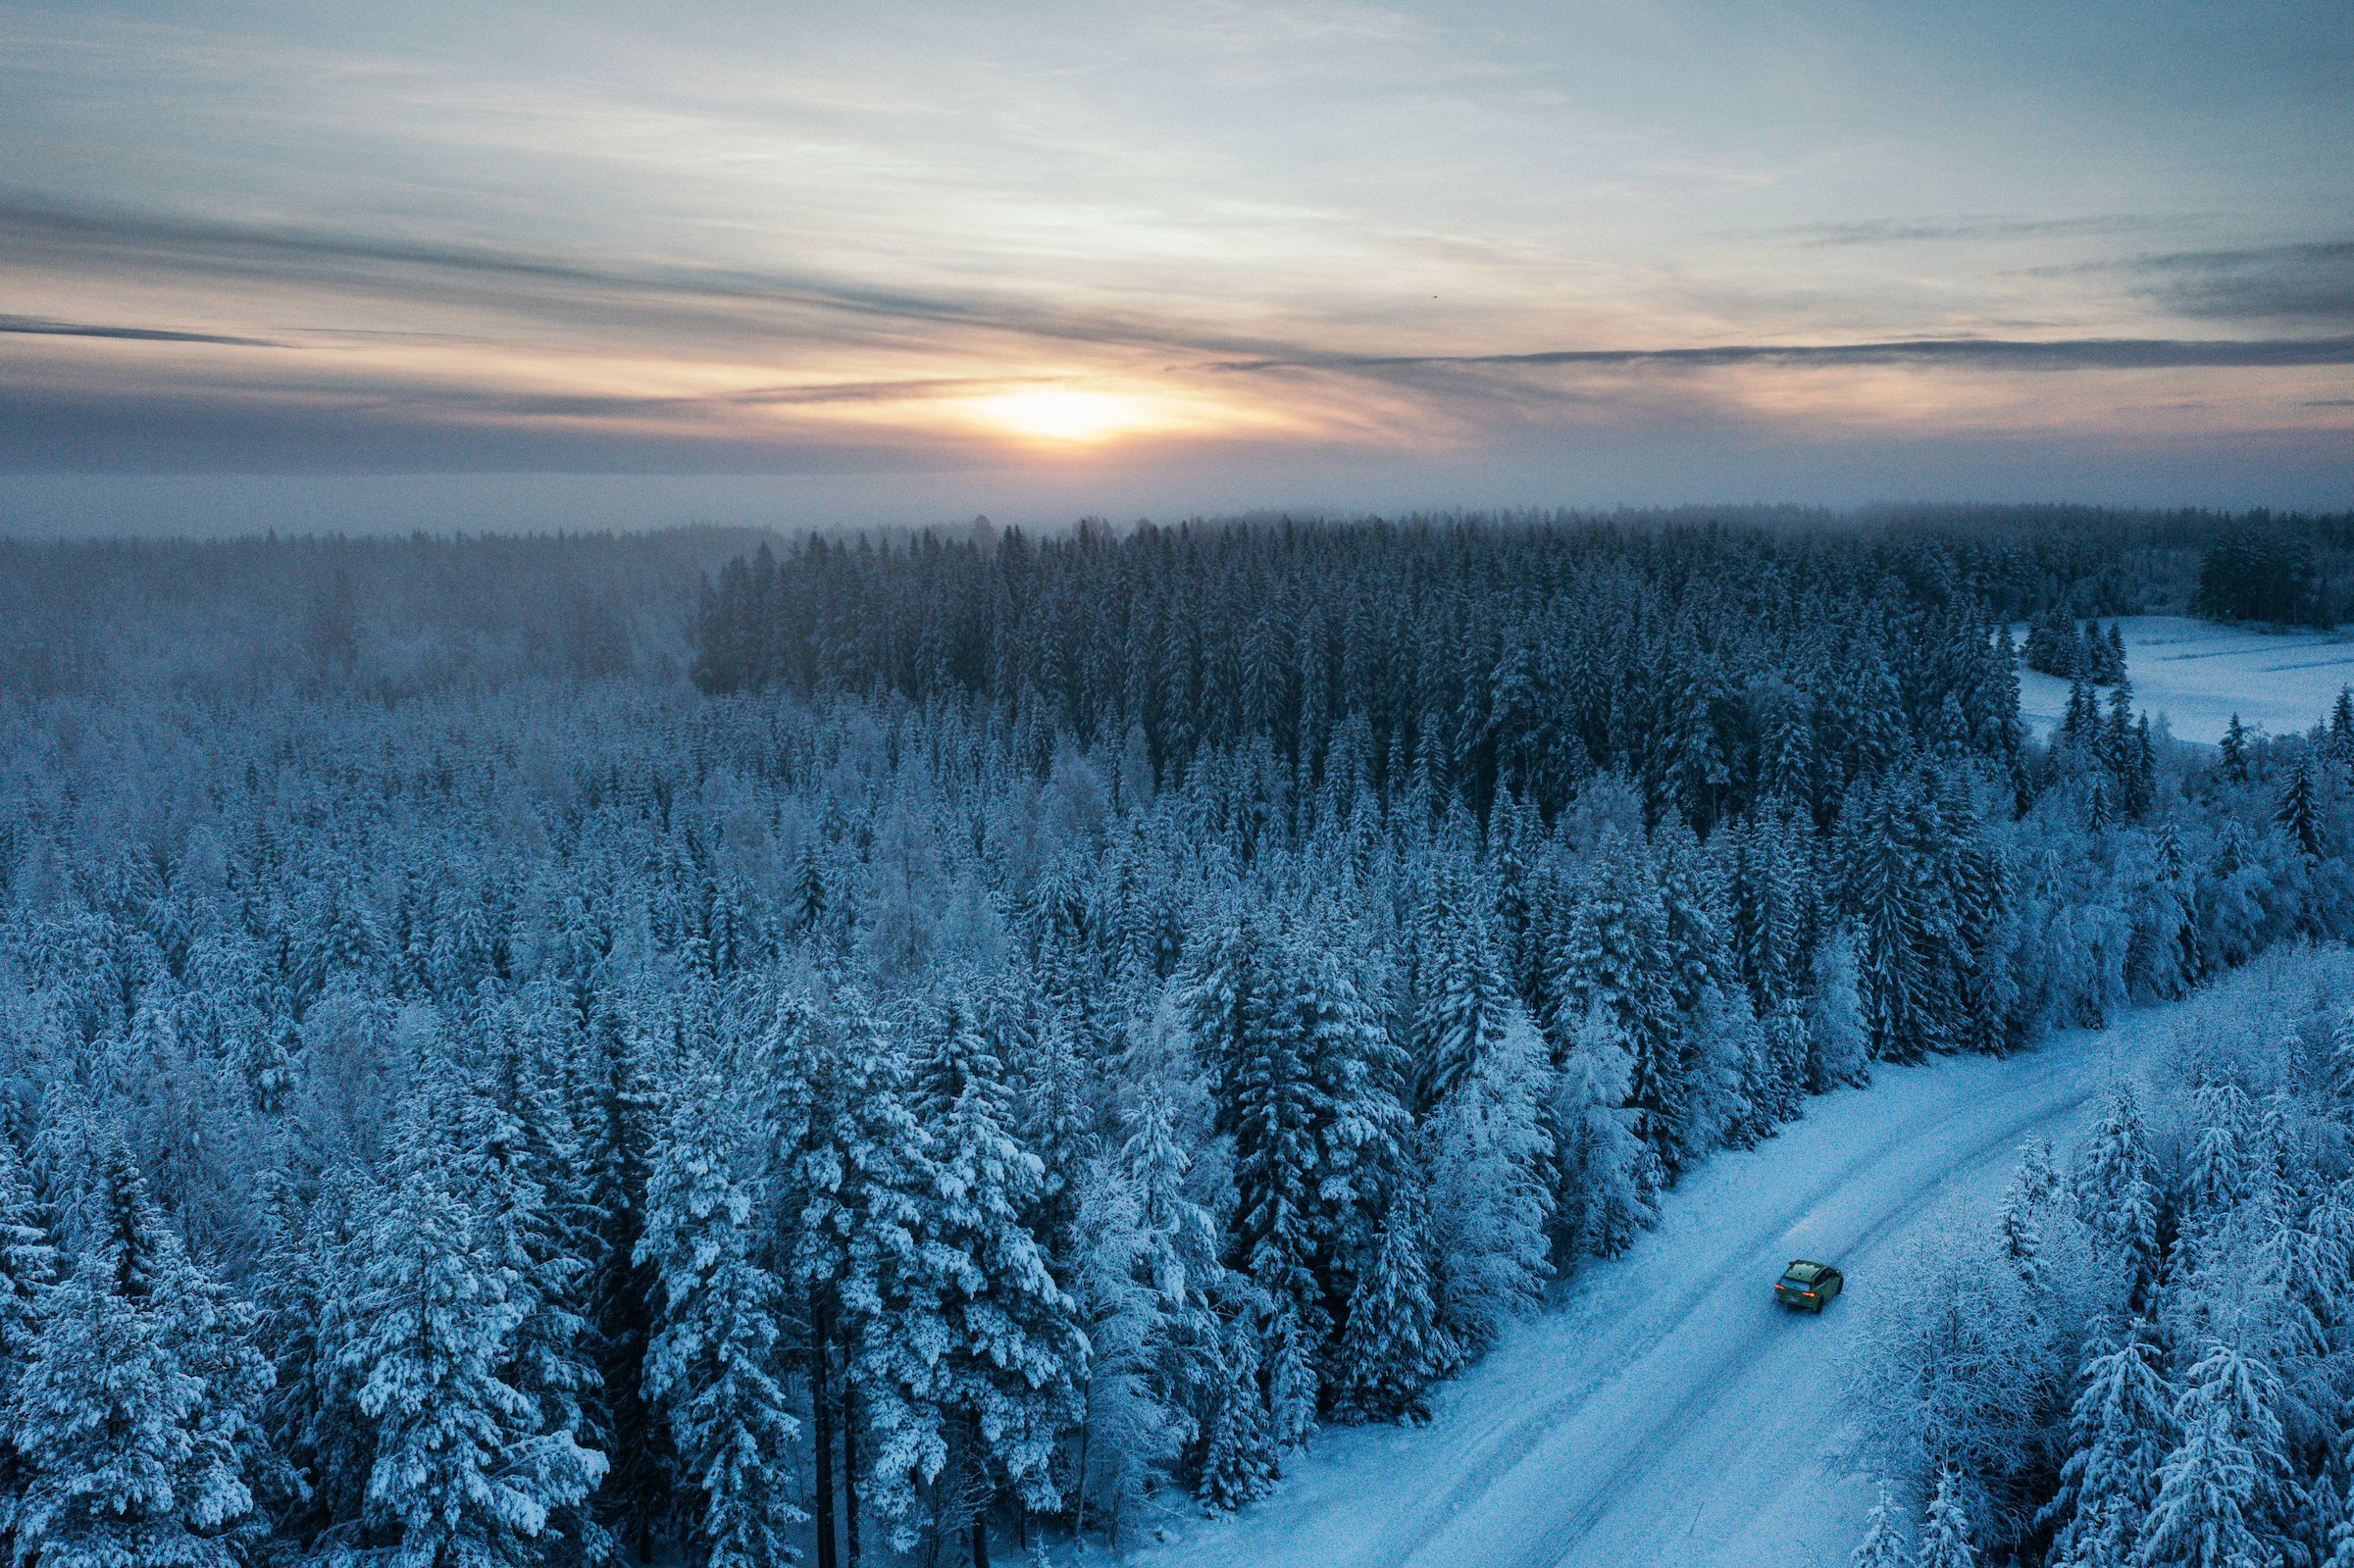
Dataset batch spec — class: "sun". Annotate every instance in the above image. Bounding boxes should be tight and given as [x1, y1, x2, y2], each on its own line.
[969, 386, 1156, 444]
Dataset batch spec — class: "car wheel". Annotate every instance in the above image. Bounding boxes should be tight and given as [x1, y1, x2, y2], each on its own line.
[1812, 1295, 1826, 1314]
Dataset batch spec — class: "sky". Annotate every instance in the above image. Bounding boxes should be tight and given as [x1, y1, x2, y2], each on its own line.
[1, 0, 2349, 533]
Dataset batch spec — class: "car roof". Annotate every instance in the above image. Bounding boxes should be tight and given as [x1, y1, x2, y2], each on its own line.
[1781, 1260, 1829, 1279]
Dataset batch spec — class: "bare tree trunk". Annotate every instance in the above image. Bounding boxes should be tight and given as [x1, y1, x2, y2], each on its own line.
[843, 1382, 861, 1568]
[810, 1296, 838, 1568]
[1072, 1373, 1092, 1545]
[971, 1515, 991, 1568]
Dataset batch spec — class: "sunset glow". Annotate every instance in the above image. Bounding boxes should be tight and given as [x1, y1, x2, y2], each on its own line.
[967, 388, 1168, 445]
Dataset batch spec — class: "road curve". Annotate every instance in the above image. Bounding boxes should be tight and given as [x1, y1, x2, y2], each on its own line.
[1132, 1014, 2160, 1568]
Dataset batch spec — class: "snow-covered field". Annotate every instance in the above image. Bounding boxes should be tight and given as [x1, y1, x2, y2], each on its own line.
[2014, 615, 2354, 745]
[1120, 971, 2284, 1568]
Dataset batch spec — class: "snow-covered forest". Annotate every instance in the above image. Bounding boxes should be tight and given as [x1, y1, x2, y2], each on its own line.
[1852, 948, 2354, 1568]
[0, 510, 2349, 1568]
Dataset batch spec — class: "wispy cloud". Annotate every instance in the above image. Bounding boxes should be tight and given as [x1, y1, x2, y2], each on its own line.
[0, 312, 281, 347]
[2130, 240, 2354, 327]
[1216, 333, 2354, 375]
[1784, 215, 2167, 249]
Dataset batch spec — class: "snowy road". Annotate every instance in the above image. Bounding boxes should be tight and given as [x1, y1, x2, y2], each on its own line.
[1132, 1015, 2161, 1568]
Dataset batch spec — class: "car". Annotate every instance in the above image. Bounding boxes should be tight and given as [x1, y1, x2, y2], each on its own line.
[1774, 1259, 1843, 1313]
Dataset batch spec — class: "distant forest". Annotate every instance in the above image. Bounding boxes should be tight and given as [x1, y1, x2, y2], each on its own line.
[0, 506, 2351, 1568]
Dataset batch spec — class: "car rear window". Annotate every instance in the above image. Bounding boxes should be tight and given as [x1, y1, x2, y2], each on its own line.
[1778, 1276, 1813, 1290]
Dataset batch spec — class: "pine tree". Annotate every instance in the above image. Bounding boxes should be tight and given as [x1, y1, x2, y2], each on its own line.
[1549, 832, 1683, 1169]
[0, 1138, 57, 1559]
[1918, 1467, 1978, 1568]
[1550, 1005, 1659, 1261]
[639, 1067, 806, 1568]
[7, 1273, 251, 1568]
[1849, 1483, 1909, 1568]
[1807, 929, 1870, 1091]
[1410, 866, 1518, 1114]
[580, 1000, 671, 1562]
[2140, 1340, 2288, 1568]
[0, 1136, 54, 1385]
[1840, 777, 1947, 1064]
[2220, 716, 2250, 784]
[2181, 1084, 2254, 1239]
[768, 985, 930, 1568]
[1195, 1320, 1273, 1512]
[1423, 1007, 1552, 1354]
[2073, 1081, 2164, 1311]
[2039, 1324, 2175, 1568]
[1063, 1157, 1182, 1543]
[343, 1098, 603, 1568]
[1330, 1168, 1441, 1424]
[2277, 759, 2324, 863]
[1185, 916, 1404, 1355]
[1995, 1139, 2059, 1291]
[864, 995, 1084, 1559]
[464, 1022, 606, 1562]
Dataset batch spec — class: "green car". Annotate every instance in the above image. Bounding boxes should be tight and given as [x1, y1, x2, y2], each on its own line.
[1774, 1259, 1843, 1313]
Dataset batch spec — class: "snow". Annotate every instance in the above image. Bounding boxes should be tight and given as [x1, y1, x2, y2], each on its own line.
[1121, 986, 2212, 1568]
[2013, 615, 2354, 745]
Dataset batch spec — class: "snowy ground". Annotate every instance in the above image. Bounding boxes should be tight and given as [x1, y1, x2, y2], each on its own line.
[1121, 999, 2194, 1568]
[2014, 615, 2354, 745]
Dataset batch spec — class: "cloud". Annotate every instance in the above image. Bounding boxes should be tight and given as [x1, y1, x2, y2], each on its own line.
[2133, 240, 2354, 327]
[1216, 333, 2354, 376]
[1785, 215, 2165, 248]
[0, 199, 1293, 364]
[2027, 239, 2354, 328]
[0, 313, 281, 347]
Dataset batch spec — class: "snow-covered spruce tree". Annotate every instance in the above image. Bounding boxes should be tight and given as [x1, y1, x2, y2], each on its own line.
[463, 1009, 607, 1563]
[6, 1267, 251, 1568]
[1994, 1138, 2062, 1291]
[1837, 773, 1948, 1064]
[2072, 1081, 2164, 1314]
[2328, 995, 2354, 1104]
[1917, 1467, 1979, 1568]
[1409, 863, 1519, 1114]
[1549, 1004, 1658, 1263]
[1548, 830, 1685, 1172]
[580, 999, 674, 1561]
[1848, 1483, 1909, 1568]
[253, 1163, 368, 1544]
[1195, 1312, 1275, 1512]
[2178, 1083, 2256, 1246]
[1063, 1154, 1183, 1542]
[2037, 1323, 2176, 1568]
[1331, 1162, 1441, 1424]
[765, 981, 927, 1568]
[341, 1090, 603, 1568]
[1421, 1004, 1552, 1356]
[1655, 822, 1760, 1155]
[639, 1063, 806, 1568]
[861, 992, 1084, 1564]
[1182, 913, 1406, 1398]
[1113, 1089, 1226, 1503]
[1807, 926, 1871, 1091]
[0, 1134, 58, 1550]
[2139, 1340, 2290, 1568]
